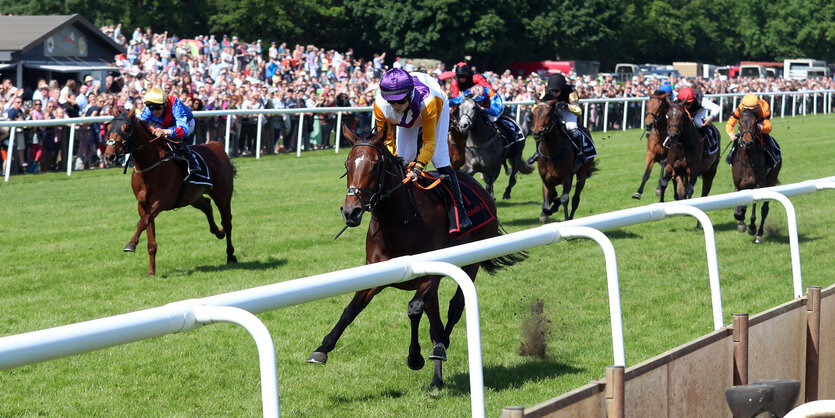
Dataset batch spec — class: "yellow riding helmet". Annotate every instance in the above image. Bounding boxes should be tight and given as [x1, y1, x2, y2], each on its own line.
[143, 87, 165, 105]
[741, 93, 759, 109]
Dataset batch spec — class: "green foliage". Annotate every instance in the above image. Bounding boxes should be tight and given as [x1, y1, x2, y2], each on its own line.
[0, 112, 834, 415]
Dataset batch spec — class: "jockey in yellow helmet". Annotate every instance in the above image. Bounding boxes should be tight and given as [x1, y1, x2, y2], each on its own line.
[139, 86, 200, 174]
[724, 93, 781, 167]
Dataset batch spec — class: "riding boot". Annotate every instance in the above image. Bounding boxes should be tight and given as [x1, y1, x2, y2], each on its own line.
[726, 144, 735, 165]
[174, 141, 201, 174]
[437, 166, 473, 230]
[526, 151, 539, 165]
[567, 128, 586, 162]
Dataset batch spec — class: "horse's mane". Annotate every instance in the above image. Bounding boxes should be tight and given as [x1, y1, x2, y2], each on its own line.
[650, 90, 669, 98]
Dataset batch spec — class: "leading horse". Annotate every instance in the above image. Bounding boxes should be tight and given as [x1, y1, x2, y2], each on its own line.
[633, 91, 669, 200]
[307, 123, 526, 388]
[104, 110, 237, 275]
[659, 99, 719, 201]
[450, 97, 533, 200]
[731, 109, 782, 243]
[530, 99, 597, 223]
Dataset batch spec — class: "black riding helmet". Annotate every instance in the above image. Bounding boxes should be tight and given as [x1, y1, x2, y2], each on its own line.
[540, 73, 568, 101]
[455, 63, 474, 89]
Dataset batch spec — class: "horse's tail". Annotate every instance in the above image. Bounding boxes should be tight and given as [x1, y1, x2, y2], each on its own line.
[480, 222, 528, 275]
[518, 157, 535, 175]
[586, 159, 600, 177]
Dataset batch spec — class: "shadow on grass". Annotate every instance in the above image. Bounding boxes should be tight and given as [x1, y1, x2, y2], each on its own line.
[187, 257, 288, 274]
[502, 217, 546, 228]
[332, 389, 405, 403]
[445, 358, 583, 395]
[605, 229, 642, 240]
[496, 200, 539, 208]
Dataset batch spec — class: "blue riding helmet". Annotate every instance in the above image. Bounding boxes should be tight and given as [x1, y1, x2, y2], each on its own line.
[657, 83, 673, 95]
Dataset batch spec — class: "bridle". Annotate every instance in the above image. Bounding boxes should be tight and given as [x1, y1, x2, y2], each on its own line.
[645, 95, 667, 130]
[666, 103, 693, 146]
[105, 113, 142, 155]
[738, 109, 762, 150]
[344, 141, 410, 213]
[530, 102, 556, 139]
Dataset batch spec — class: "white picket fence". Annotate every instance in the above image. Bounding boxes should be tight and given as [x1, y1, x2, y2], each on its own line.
[0, 176, 833, 417]
[3, 90, 833, 182]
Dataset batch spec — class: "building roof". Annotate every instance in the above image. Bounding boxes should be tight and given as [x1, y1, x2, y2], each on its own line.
[0, 14, 123, 54]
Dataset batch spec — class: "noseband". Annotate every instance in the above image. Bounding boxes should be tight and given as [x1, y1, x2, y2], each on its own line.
[531, 102, 556, 138]
[105, 113, 140, 155]
[345, 142, 408, 213]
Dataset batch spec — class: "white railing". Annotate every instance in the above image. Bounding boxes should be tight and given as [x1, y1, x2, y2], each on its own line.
[0, 176, 833, 417]
[3, 90, 833, 183]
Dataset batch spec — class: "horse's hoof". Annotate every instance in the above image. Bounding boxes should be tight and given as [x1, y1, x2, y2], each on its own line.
[227, 255, 238, 264]
[428, 343, 447, 361]
[502, 193, 511, 200]
[655, 189, 662, 197]
[737, 224, 747, 233]
[632, 192, 642, 200]
[124, 243, 136, 252]
[748, 225, 757, 236]
[754, 236, 764, 244]
[539, 215, 548, 224]
[215, 230, 226, 239]
[429, 377, 445, 389]
[407, 353, 425, 370]
[307, 351, 328, 364]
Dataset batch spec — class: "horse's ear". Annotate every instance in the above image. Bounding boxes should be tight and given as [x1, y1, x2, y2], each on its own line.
[373, 122, 388, 143]
[128, 107, 136, 118]
[342, 122, 359, 146]
[665, 96, 674, 106]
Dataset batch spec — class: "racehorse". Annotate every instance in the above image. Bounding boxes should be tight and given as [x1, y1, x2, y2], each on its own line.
[731, 109, 782, 243]
[530, 99, 597, 223]
[103, 110, 237, 275]
[447, 105, 468, 171]
[659, 99, 719, 201]
[633, 91, 669, 200]
[307, 123, 526, 388]
[452, 96, 533, 200]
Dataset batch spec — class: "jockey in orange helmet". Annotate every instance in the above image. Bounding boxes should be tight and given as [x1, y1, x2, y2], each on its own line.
[724, 93, 781, 167]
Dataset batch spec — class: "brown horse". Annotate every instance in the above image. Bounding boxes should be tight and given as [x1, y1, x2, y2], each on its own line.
[633, 91, 669, 200]
[307, 123, 526, 388]
[103, 110, 237, 275]
[529, 100, 597, 223]
[447, 104, 468, 171]
[659, 100, 719, 201]
[731, 109, 782, 243]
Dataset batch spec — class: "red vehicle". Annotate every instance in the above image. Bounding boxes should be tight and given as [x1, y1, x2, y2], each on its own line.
[716, 65, 740, 79]
[507, 60, 600, 77]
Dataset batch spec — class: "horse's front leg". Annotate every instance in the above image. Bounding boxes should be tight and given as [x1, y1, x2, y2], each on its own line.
[634, 151, 655, 199]
[125, 203, 152, 252]
[540, 183, 557, 223]
[658, 165, 673, 202]
[755, 201, 770, 244]
[307, 288, 383, 365]
[560, 177, 574, 221]
[146, 217, 157, 276]
[748, 202, 758, 237]
[734, 205, 748, 233]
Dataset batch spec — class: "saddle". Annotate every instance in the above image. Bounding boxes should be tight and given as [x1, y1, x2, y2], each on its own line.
[418, 173, 495, 237]
[168, 146, 213, 187]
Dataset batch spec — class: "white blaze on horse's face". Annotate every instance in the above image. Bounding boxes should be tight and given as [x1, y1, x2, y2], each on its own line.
[458, 98, 476, 132]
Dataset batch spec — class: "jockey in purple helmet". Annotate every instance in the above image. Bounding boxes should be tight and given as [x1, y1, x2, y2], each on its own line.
[138, 86, 200, 174]
[374, 68, 472, 230]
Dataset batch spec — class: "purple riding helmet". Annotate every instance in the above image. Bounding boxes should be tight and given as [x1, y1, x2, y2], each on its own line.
[380, 68, 414, 101]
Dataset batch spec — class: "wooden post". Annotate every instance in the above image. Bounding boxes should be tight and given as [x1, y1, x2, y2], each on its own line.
[733, 313, 749, 386]
[606, 365, 624, 418]
[500, 406, 524, 418]
[805, 286, 821, 402]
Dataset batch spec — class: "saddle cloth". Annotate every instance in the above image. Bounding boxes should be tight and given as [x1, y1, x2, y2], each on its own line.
[421, 172, 495, 236]
[576, 128, 598, 159]
[174, 148, 213, 187]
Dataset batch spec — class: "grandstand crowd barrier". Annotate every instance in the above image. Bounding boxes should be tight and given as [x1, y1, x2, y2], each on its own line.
[3, 90, 833, 182]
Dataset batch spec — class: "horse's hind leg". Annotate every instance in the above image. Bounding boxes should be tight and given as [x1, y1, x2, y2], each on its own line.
[503, 165, 518, 200]
[213, 195, 237, 263]
[655, 158, 667, 196]
[568, 173, 588, 220]
[191, 196, 224, 239]
[634, 152, 654, 199]
[308, 288, 382, 365]
[146, 218, 158, 276]
[755, 201, 770, 244]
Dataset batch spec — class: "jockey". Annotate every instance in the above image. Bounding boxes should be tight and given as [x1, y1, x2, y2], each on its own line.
[724, 93, 781, 167]
[657, 81, 674, 96]
[540, 73, 588, 162]
[677, 87, 721, 152]
[139, 86, 200, 174]
[374, 68, 473, 229]
[449, 62, 492, 98]
[449, 80, 525, 146]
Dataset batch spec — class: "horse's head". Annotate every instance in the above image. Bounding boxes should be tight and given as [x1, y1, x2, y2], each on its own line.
[530, 100, 556, 140]
[457, 96, 480, 134]
[340, 122, 402, 227]
[737, 108, 761, 151]
[665, 98, 692, 144]
[103, 110, 150, 164]
[645, 91, 669, 129]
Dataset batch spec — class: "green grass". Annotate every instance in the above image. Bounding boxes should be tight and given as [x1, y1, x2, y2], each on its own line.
[1, 113, 834, 416]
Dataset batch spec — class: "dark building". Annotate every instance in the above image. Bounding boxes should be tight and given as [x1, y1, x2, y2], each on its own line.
[0, 14, 124, 97]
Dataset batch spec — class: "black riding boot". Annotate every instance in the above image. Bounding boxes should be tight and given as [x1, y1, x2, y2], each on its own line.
[726, 144, 735, 165]
[567, 128, 586, 162]
[437, 166, 473, 230]
[174, 141, 201, 174]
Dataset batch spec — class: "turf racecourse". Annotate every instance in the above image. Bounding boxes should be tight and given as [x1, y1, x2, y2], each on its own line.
[1, 114, 834, 416]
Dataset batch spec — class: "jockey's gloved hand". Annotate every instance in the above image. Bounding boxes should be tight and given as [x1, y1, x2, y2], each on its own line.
[555, 102, 568, 110]
[407, 162, 424, 182]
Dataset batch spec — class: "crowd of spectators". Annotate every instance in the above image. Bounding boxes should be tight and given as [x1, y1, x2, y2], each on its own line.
[2, 24, 835, 175]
